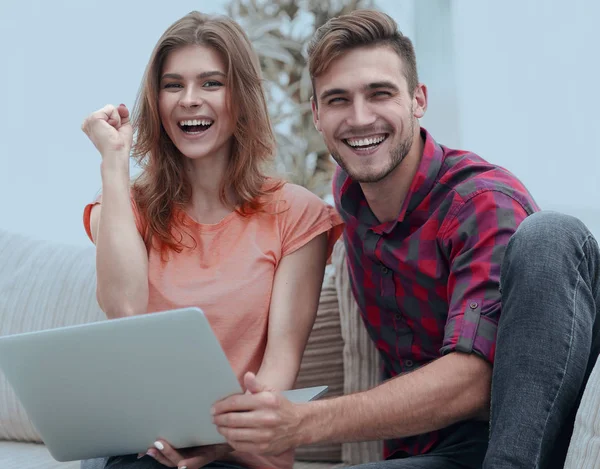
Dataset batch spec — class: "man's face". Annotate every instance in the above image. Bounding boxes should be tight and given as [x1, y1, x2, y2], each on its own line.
[312, 45, 426, 183]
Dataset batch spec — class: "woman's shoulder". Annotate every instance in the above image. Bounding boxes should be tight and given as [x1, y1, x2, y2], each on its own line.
[268, 181, 327, 206]
[263, 181, 343, 257]
[266, 181, 340, 225]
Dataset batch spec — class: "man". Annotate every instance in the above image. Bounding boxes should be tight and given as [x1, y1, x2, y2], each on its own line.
[212, 9, 600, 469]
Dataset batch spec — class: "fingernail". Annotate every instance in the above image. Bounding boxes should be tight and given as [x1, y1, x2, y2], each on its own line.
[154, 441, 165, 451]
[137, 453, 144, 459]
[180, 466, 188, 469]
[146, 451, 155, 459]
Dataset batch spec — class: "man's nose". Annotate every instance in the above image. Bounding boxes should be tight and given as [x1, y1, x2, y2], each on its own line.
[347, 97, 377, 127]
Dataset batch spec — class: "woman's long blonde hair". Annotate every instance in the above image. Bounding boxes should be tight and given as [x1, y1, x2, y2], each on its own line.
[131, 11, 281, 253]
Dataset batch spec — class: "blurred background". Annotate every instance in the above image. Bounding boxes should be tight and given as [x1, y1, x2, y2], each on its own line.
[0, 0, 598, 246]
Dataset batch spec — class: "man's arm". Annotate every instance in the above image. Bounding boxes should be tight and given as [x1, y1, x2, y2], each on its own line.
[298, 351, 490, 446]
[212, 351, 490, 454]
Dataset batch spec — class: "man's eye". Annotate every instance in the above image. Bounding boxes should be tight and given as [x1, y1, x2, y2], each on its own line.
[328, 97, 346, 105]
[373, 91, 391, 97]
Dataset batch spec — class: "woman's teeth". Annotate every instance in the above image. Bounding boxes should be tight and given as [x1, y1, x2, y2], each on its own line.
[179, 119, 213, 126]
[178, 119, 214, 134]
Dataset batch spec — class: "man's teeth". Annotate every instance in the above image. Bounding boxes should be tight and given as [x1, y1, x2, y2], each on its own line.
[179, 119, 213, 126]
[346, 136, 386, 147]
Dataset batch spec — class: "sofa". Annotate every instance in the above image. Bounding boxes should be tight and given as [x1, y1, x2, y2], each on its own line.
[0, 227, 599, 469]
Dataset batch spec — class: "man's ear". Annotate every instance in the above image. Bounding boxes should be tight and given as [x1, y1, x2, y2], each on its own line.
[413, 83, 428, 119]
[311, 96, 321, 132]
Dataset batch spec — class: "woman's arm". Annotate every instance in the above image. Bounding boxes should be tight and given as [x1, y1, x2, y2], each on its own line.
[83, 104, 149, 318]
[255, 232, 329, 390]
[90, 169, 149, 318]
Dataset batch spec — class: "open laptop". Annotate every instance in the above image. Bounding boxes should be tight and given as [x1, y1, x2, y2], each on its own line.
[0, 307, 328, 462]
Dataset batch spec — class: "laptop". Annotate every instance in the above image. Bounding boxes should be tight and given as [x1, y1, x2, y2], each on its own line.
[0, 307, 328, 462]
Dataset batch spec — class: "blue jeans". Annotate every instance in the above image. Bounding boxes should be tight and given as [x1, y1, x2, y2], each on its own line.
[349, 212, 600, 469]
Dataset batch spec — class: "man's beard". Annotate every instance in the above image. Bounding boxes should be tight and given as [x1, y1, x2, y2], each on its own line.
[330, 119, 415, 184]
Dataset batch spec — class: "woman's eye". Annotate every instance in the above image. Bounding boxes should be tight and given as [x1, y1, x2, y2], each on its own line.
[163, 83, 182, 89]
[203, 80, 223, 88]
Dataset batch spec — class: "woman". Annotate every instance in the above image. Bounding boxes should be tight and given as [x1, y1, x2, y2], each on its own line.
[80, 11, 342, 469]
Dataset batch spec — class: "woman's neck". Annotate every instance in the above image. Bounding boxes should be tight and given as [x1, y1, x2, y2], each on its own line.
[183, 150, 234, 224]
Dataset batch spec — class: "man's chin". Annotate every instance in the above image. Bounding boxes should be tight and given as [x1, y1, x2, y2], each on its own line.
[330, 148, 403, 183]
[343, 165, 394, 184]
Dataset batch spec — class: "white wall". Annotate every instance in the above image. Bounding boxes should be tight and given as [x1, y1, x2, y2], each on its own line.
[0, 0, 420, 246]
[0, 0, 229, 246]
[413, 0, 461, 149]
[1, 1, 597, 245]
[451, 0, 600, 237]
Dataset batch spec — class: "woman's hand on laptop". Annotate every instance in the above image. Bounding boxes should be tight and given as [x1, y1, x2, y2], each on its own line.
[139, 440, 232, 469]
[212, 372, 303, 455]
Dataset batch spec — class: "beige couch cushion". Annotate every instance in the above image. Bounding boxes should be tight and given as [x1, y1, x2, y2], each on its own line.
[563, 356, 600, 468]
[0, 229, 104, 442]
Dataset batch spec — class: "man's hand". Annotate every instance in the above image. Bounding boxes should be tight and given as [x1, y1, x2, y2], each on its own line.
[212, 372, 305, 455]
[141, 440, 232, 469]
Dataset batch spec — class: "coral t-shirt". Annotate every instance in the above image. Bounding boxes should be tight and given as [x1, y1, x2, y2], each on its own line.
[83, 182, 343, 468]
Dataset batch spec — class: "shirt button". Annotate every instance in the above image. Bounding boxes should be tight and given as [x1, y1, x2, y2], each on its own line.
[470, 302, 478, 309]
[405, 360, 414, 367]
[381, 266, 389, 274]
[394, 313, 402, 320]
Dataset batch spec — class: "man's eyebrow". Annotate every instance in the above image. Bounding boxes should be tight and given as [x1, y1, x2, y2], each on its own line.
[160, 70, 226, 81]
[364, 81, 400, 92]
[319, 88, 347, 102]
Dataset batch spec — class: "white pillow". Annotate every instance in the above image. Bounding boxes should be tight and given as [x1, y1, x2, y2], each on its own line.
[0, 229, 104, 442]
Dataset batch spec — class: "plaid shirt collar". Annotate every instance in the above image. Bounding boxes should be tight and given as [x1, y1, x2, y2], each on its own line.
[338, 127, 444, 234]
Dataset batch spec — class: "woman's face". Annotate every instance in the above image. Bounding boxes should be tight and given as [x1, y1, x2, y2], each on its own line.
[158, 44, 235, 161]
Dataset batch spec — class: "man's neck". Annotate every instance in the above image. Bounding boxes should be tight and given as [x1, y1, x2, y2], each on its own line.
[360, 132, 424, 224]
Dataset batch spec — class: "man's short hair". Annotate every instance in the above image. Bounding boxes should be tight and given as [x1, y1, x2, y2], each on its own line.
[307, 9, 419, 99]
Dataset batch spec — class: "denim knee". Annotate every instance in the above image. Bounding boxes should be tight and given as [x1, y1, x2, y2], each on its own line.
[519, 211, 588, 241]
[500, 211, 595, 289]
[510, 211, 591, 256]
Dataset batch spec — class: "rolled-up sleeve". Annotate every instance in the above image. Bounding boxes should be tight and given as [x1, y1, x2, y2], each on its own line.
[439, 190, 530, 363]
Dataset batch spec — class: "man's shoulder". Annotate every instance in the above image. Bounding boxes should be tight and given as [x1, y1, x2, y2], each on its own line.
[438, 146, 537, 210]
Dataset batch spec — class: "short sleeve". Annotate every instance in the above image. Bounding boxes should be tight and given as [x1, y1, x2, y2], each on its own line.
[82, 192, 145, 244]
[439, 190, 531, 363]
[276, 183, 343, 259]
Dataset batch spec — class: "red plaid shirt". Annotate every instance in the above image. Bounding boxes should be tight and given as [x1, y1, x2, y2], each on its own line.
[333, 128, 540, 458]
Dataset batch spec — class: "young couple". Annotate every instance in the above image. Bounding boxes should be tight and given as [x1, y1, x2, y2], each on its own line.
[81, 9, 600, 469]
